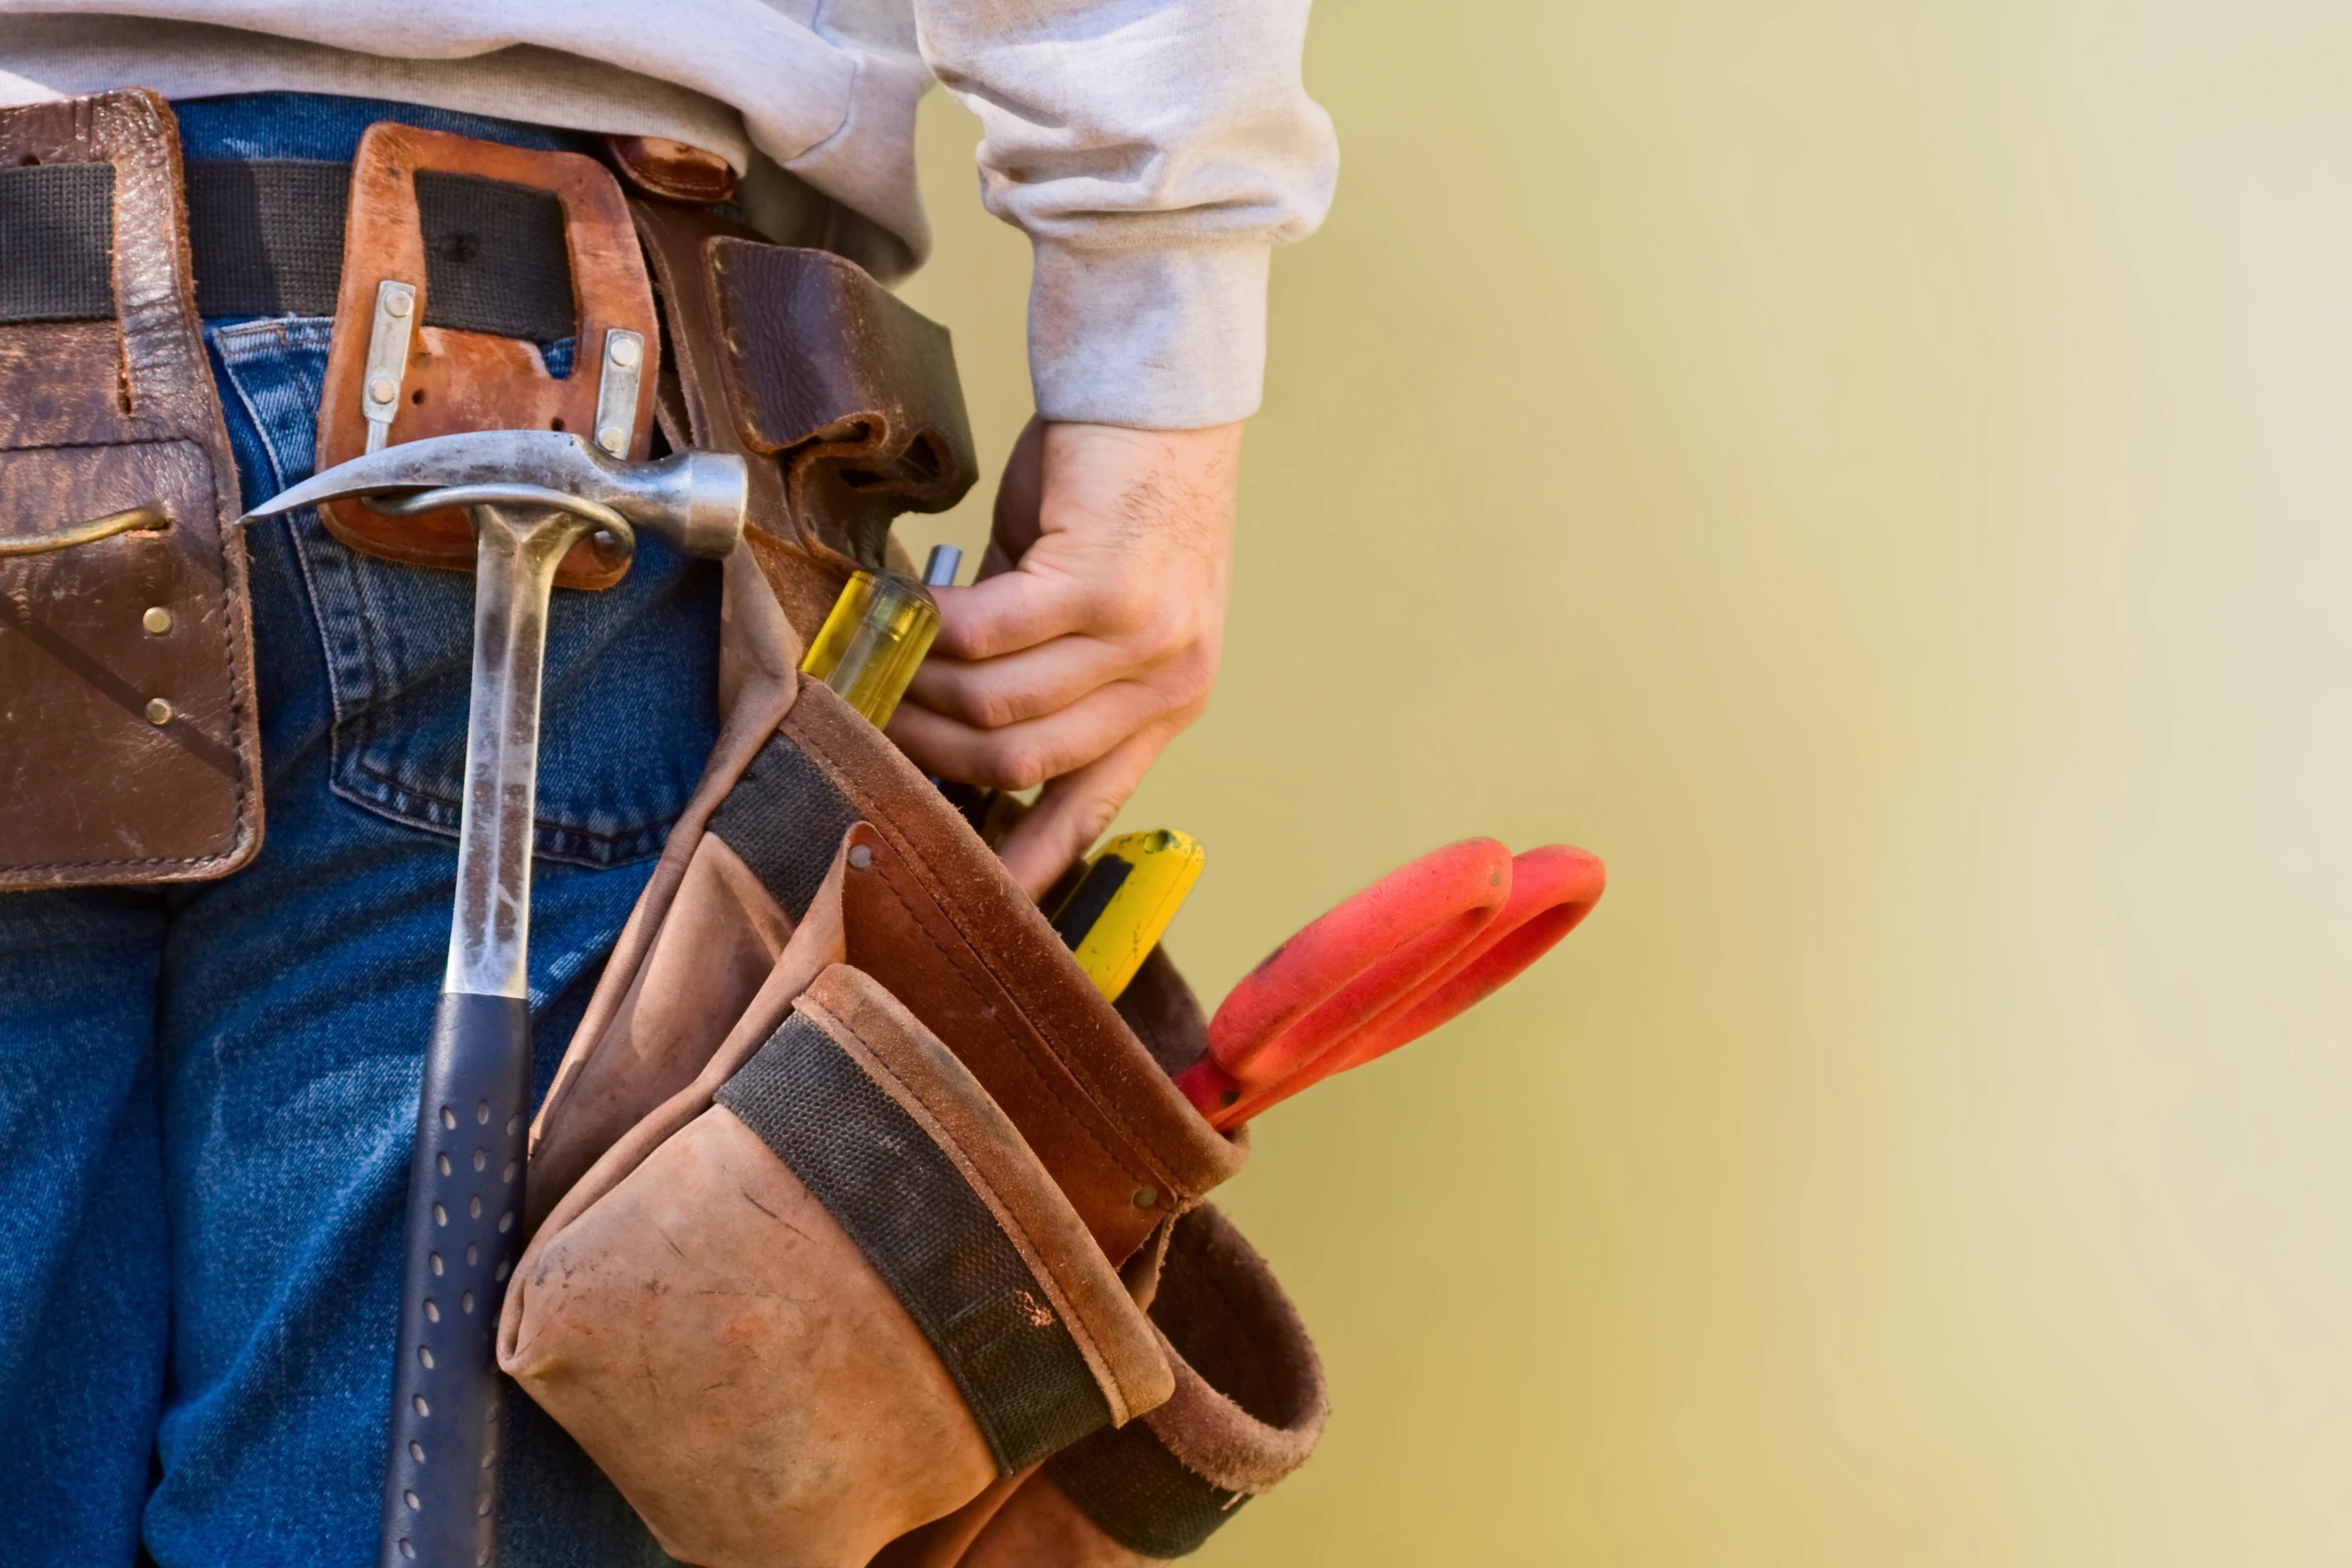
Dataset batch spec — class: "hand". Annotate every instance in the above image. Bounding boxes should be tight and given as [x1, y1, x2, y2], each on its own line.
[886, 416, 1240, 899]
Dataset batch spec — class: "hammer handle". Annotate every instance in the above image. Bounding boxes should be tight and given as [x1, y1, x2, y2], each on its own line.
[377, 993, 533, 1568]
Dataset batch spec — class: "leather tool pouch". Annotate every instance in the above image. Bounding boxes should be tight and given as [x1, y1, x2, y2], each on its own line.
[506, 664, 1251, 1564]
[924, 1204, 1330, 1568]
[315, 124, 660, 589]
[0, 89, 263, 889]
[633, 200, 979, 640]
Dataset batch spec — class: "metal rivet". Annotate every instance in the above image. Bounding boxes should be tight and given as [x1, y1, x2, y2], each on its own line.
[725, 329, 745, 356]
[607, 336, 641, 368]
[1133, 1186, 1158, 1208]
[848, 844, 873, 870]
[142, 605, 172, 635]
[713, 248, 730, 274]
[386, 291, 413, 318]
[368, 375, 398, 404]
[596, 423, 627, 455]
[144, 697, 173, 726]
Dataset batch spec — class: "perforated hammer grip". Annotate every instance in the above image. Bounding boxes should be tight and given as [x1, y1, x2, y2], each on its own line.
[378, 993, 532, 1567]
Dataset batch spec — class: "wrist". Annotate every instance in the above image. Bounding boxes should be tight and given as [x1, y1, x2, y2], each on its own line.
[1027, 242, 1272, 429]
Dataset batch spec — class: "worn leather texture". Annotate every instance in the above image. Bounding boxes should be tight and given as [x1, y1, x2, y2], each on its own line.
[709, 237, 978, 612]
[315, 124, 658, 589]
[503, 946, 1168, 1568]
[635, 205, 980, 642]
[785, 682, 1248, 1266]
[943, 1205, 1329, 1566]
[0, 88, 263, 889]
[603, 135, 738, 206]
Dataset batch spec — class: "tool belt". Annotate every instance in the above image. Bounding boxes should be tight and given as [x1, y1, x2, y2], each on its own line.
[0, 88, 974, 889]
[2, 89, 1329, 1561]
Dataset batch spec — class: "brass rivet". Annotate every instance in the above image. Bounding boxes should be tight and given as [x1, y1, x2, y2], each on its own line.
[144, 697, 173, 726]
[1132, 1186, 1158, 1208]
[608, 335, 641, 368]
[725, 329, 745, 356]
[713, 249, 730, 274]
[142, 605, 172, 635]
[368, 375, 398, 404]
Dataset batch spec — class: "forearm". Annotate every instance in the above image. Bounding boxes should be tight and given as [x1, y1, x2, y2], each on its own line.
[911, 0, 1338, 428]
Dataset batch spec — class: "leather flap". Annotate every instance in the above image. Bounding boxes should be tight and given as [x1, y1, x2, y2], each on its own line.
[0, 88, 262, 889]
[709, 239, 978, 571]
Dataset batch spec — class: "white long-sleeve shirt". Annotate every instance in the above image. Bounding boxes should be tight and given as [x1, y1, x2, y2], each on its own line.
[0, 2, 1337, 427]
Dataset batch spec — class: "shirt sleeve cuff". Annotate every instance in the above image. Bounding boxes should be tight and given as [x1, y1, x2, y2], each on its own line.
[1026, 240, 1272, 429]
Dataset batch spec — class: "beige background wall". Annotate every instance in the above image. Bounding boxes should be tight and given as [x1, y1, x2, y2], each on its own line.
[893, 2, 2352, 1561]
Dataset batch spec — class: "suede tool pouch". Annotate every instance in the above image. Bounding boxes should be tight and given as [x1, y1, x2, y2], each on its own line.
[924, 1204, 1330, 1567]
[502, 943, 1172, 1568]
[525, 669, 1247, 1268]
[0, 89, 262, 888]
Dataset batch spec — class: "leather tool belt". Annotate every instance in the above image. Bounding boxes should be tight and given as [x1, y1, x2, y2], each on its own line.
[0, 88, 976, 890]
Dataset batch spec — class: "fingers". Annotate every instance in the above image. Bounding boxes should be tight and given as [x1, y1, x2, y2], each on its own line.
[996, 725, 1176, 900]
[887, 669, 1200, 792]
[927, 567, 1099, 661]
[907, 633, 1141, 730]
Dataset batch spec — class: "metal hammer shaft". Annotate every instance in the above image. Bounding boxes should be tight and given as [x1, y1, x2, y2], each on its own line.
[239, 429, 746, 1568]
[377, 503, 597, 1568]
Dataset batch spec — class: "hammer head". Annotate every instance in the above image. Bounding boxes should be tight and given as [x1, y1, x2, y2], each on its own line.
[245, 431, 748, 559]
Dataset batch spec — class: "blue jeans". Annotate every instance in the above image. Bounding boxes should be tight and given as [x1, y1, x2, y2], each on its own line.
[0, 97, 718, 1566]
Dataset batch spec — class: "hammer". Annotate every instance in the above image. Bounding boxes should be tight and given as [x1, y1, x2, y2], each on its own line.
[246, 430, 747, 1568]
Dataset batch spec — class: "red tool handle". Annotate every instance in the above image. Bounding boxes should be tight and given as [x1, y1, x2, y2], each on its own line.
[1177, 842, 1605, 1129]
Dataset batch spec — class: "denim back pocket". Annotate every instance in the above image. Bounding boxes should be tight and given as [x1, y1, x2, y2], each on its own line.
[209, 317, 719, 868]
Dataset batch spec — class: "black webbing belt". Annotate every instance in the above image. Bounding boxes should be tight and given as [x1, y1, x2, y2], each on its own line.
[0, 159, 577, 341]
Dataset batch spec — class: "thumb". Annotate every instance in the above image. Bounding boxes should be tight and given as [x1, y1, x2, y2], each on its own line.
[981, 415, 1049, 579]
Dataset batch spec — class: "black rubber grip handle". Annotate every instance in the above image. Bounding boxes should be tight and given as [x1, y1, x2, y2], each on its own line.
[378, 992, 532, 1568]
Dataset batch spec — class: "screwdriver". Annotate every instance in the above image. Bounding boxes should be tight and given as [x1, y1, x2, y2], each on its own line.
[1049, 829, 1206, 1001]
[796, 544, 960, 728]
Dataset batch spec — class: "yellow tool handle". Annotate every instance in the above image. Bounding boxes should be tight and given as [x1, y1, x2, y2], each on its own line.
[799, 570, 941, 728]
[1049, 829, 1207, 1001]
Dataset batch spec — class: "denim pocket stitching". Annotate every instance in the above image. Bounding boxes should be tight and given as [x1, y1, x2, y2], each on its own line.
[210, 317, 705, 871]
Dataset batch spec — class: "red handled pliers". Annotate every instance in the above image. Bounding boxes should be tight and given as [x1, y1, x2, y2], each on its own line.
[1175, 838, 1606, 1129]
